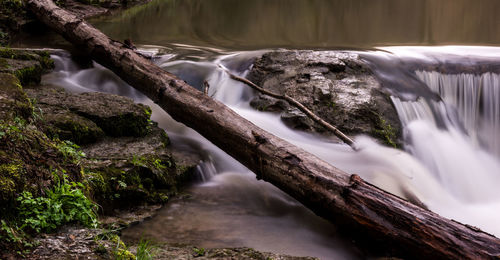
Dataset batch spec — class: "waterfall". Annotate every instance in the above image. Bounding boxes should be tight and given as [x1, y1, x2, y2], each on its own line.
[390, 68, 500, 205]
[415, 71, 500, 158]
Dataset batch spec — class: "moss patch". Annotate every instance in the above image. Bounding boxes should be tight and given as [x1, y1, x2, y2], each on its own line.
[373, 115, 399, 148]
[0, 73, 33, 121]
[42, 110, 105, 145]
[83, 155, 178, 213]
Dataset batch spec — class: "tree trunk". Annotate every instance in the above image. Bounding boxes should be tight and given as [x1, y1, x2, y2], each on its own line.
[26, 0, 500, 258]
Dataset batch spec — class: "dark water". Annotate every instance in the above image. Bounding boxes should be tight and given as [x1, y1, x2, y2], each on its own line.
[92, 0, 500, 50]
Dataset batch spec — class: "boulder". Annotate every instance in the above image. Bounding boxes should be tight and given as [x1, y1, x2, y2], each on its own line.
[27, 88, 152, 138]
[0, 48, 54, 85]
[248, 50, 402, 147]
[81, 126, 199, 212]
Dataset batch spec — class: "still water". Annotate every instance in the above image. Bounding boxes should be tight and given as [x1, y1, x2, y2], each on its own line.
[92, 0, 500, 49]
[39, 0, 500, 259]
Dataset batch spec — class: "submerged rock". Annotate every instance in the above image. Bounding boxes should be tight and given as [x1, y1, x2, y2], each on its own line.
[153, 245, 319, 260]
[248, 50, 402, 147]
[28, 226, 318, 260]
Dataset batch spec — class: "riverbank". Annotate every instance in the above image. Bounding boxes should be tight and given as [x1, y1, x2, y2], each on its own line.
[1, 1, 314, 258]
[0, 46, 327, 259]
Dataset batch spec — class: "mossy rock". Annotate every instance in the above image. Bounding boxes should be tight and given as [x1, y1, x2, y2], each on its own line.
[0, 72, 32, 121]
[0, 48, 54, 85]
[82, 127, 197, 212]
[37, 104, 105, 144]
[248, 50, 403, 146]
[0, 120, 83, 214]
[27, 88, 152, 137]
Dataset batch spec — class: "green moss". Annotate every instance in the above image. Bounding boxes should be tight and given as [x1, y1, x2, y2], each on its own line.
[374, 116, 398, 148]
[0, 173, 17, 200]
[143, 106, 152, 117]
[14, 64, 43, 86]
[44, 113, 105, 145]
[38, 54, 55, 70]
[0, 29, 8, 47]
[0, 73, 33, 120]
[83, 153, 179, 210]
[111, 235, 136, 260]
[160, 130, 170, 146]
[0, 48, 16, 59]
[0, 48, 54, 85]
[0, 58, 9, 69]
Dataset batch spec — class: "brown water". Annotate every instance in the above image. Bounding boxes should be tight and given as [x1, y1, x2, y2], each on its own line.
[92, 0, 500, 50]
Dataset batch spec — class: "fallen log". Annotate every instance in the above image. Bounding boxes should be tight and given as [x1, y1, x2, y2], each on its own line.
[26, 0, 500, 258]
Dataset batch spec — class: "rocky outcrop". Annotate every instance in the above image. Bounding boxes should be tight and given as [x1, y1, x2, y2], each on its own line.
[0, 51, 199, 256]
[248, 50, 402, 147]
[25, 87, 200, 212]
[29, 226, 319, 260]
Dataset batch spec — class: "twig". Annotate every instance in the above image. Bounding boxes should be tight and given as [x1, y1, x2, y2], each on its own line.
[219, 65, 356, 149]
[203, 80, 210, 95]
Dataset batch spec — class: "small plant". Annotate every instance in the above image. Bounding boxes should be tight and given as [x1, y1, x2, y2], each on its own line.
[374, 116, 398, 148]
[1, 220, 22, 244]
[112, 235, 136, 260]
[136, 238, 158, 260]
[131, 155, 147, 167]
[56, 140, 86, 163]
[152, 159, 170, 170]
[193, 247, 205, 257]
[0, 117, 28, 141]
[16, 173, 98, 233]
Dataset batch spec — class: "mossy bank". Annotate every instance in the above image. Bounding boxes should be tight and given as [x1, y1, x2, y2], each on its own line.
[0, 47, 198, 259]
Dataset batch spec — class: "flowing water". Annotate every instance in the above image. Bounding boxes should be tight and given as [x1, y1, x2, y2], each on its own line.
[34, 0, 500, 259]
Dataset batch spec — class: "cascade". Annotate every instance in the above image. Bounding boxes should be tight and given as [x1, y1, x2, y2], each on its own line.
[415, 71, 500, 157]
[42, 48, 500, 257]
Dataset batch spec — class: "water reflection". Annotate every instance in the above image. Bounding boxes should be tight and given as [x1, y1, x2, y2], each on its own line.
[92, 0, 500, 50]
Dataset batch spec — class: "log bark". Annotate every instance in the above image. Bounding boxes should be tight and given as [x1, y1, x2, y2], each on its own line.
[26, 0, 500, 258]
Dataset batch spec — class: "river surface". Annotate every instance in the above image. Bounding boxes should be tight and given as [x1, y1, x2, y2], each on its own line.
[38, 0, 500, 259]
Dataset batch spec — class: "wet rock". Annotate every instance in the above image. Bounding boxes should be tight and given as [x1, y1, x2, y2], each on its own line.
[0, 48, 54, 85]
[63, 0, 109, 19]
[37, 106, 105, 145]
[99, 204, 162, 228]
[81, 126, 199, 212]
[27, 88, 151, 138]
[151, 245, 319, 260]
[249, 95, 289, 112]
[24, 86, 200, 213]
[28, 227, 318, 260]
[248, 50, 402, 147]
[281, 108, 314, 130]
[28, 226, 137, 260]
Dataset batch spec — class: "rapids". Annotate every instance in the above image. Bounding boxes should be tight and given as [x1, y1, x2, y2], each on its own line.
[31, 1, 500, 258]
[42, 45, 500, 258]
